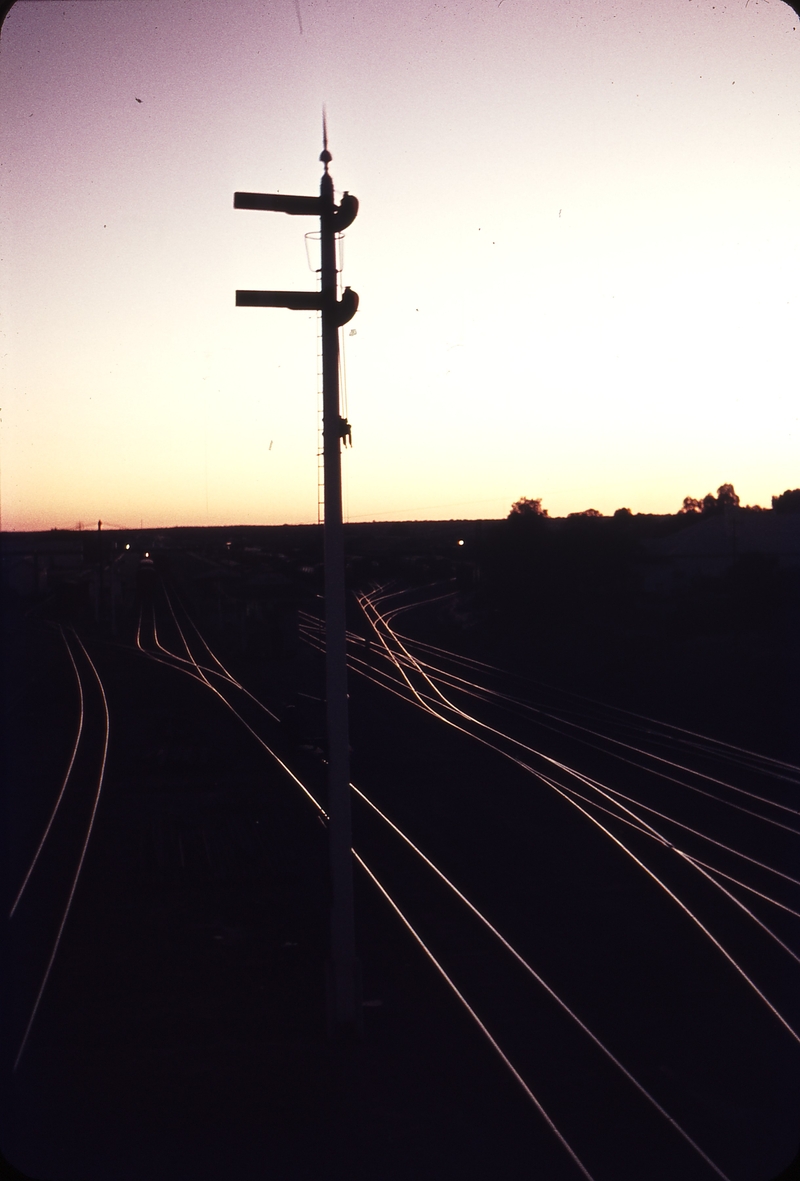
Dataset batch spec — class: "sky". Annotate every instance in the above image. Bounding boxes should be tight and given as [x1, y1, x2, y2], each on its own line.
[1, 0, 799, 530]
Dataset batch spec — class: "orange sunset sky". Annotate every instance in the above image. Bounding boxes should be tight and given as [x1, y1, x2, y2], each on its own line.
[2, 0, 799, 530]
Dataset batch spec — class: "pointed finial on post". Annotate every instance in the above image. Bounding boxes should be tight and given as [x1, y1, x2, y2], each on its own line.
[320, 105, 332, 169]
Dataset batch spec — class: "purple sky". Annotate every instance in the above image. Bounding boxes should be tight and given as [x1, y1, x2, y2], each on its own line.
[2, 0, 799, 529]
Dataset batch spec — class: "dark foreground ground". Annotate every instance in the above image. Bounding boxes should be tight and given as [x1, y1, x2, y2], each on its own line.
[2, 516, 799, 1180]
[2, 610, 584, 1181]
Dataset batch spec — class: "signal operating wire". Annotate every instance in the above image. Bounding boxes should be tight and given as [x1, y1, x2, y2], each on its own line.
[141, 587, 282, 725]
[167, 583, 247, 684]
[580, 780, 800, 890]
[670, 851, 800, 968]
[390, 639, 797, 800]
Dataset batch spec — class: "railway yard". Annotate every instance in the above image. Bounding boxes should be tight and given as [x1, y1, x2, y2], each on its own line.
[2, 520, 799, 1180]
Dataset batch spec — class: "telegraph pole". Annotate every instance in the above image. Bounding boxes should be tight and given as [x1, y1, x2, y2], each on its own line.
[234, 122, 360, 1036]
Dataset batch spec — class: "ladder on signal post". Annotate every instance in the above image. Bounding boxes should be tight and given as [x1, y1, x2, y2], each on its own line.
[233, 129, 360, 1038]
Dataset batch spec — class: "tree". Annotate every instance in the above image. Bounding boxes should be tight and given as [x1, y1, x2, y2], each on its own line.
[681, 484, 740, 516]
[772, 488, 800, 514]
[613, 507, 632, 518]
[715, 483, 740, 509]
[508, 497, 548, 519]
[568, 508, 602, 518]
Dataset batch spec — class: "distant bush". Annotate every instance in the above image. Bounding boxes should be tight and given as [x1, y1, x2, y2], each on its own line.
[705, 484, 740, 514]
[680, 484, 740, 516]
[568, 508, 602, 518]
[679, 497, 703, 515]
[772, 488, 800, 514]
[508, 497, 548, 519]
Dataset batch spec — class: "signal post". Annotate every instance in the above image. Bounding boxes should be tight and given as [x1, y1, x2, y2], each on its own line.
[234, 131, 360, 1036]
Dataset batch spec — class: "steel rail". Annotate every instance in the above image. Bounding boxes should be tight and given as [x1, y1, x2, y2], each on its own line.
[351, 783, 731, 1178]
[14, 632, 110, 1071]
[360, 594, 800, 863]
[678, 857, 800, 921]
[543, 780, 800, 966]
[353, 641, 800, 826]
[173, 595, 734, 1174]
[142, 590, 319, 814]
[365, 599, 800, 816]
[161, 583, 281, 723]
[309, 622, 800, 903]
[390, 628, 800, 778]
[340, 638, 800, 919]
[356, 593, 800, 1045]
[9, 628, 85, 919]
[352, 850, 598, 1181]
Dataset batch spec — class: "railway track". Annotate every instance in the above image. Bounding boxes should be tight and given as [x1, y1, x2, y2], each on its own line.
[6, 567, 796, 1179]
[13, 575, 794, 1177]
[135, 576, 796, 1179]
[300, 583, 800, 1178]
[8, 627, 110, 1071]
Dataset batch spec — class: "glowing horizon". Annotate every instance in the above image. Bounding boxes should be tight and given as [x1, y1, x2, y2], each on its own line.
[2, 0, 799, 532]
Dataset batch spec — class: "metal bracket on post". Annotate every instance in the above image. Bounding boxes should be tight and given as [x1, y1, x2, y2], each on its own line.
[234, 132, 361, 1040]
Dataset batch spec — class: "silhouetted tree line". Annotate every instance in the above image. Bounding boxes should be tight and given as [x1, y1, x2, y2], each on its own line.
[773, 488, 800, 514]
[508, 484, 800, 521]
[508, 496, 548, 518]
[444, 482, 798, 752]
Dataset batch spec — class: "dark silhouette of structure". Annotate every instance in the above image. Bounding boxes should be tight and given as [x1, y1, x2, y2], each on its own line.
[234, 118, 360, 1036]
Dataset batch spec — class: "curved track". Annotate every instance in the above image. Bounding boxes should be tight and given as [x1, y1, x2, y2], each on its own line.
[132, 575, 796, 1179]
[9, 627, 110, 1070]
[301, 582, 800, 1177]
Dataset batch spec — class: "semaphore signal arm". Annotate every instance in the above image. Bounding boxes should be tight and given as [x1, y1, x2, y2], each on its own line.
[233, 189, 359, 325]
